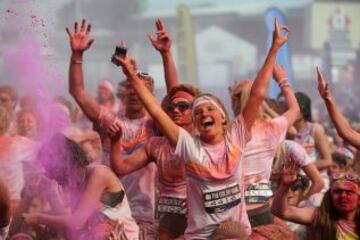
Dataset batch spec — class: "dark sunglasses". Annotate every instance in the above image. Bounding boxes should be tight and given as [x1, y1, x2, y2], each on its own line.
[290, 182, 305, 191]
[166, 101, 191, 112]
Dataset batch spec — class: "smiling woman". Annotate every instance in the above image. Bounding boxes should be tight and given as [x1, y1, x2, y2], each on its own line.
[114, 17, 289, 239]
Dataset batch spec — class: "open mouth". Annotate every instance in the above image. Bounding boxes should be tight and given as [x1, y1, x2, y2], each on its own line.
[202, 117, 214, 129]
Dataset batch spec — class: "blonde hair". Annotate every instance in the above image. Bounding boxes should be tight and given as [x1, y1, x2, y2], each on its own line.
[229, 80, 253, 116]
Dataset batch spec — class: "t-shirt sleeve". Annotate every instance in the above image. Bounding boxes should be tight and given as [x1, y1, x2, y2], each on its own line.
[145, 137, 162, 163]
[174, 128, 200, 163]
[284, 140, 313, 167]
[271, 116, 288, 145]
[227, 114, 252, 148]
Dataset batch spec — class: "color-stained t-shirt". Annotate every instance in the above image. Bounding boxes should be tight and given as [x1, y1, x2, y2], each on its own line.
[272, 140, 313, 175]
[243, 116, 288, 187]
[336, 219, 359, 240]
[146, 137, 187, 217]
[0, 135, 39, 200]
[175, 116, 251, 239]
[294, 121, 330, 191]
[98, 107, 158, 223]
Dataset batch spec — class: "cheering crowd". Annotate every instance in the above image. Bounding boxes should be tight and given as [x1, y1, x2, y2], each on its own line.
[0, 18, 359, 240]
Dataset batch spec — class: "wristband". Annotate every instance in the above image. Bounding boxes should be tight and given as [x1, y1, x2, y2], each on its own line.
[71, 58, 82, 64]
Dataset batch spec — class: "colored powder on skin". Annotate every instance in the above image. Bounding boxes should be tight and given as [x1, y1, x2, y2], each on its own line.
[1, 4, 90, 238]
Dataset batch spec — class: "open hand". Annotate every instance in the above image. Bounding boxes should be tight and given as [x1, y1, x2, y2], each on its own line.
[66, 19, 94, 53]
[272, 18, 290, 49]
[148, 18, 171, 53]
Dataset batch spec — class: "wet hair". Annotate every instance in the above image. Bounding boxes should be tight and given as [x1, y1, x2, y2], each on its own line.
[0, 85, 18, 103]
[312, 189, 360, 240]
[0, 106, 10, 134]
[38, 133, 89, 187]
[161, 84, 201, 112]
[295, 92, 312, 122]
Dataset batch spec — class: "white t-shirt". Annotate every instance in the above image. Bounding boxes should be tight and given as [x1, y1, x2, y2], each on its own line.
[116, 115, 158, 223]
[272, 140, 313, 175]
[146, 137, 187, 216]
[175, 116, 251, 239]
[0, 135, 39, 200]
[101, 181, 140, 240]
[243, 116, 288, 187]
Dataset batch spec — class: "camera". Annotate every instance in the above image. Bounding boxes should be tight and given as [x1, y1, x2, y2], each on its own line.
[111, 45, 127, 66]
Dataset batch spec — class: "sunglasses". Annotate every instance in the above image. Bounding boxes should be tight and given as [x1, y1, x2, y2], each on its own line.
[331, 172, 359, 183]
[290, 182, 305, 191]
[166, 101, 191, 113]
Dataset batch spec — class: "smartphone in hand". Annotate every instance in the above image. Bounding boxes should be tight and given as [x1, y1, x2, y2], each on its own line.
[111, 45, 127, 66]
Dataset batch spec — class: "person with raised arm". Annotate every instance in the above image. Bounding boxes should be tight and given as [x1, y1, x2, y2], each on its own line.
[66, 19, 158, 238]
[109, 18, 200, 239]
[317, 67, 360, 149]
[148, 18, 180, 90]
[272, 163, 360, 240]
[229, 64, 301, 229]
[114, 18, 289, 239]
[110, 84, 200, 240]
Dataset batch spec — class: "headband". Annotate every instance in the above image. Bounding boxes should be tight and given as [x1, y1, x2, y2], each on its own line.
[192, 96, 225, 119]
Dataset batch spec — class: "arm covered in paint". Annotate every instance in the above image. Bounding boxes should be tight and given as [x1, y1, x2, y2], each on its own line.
[242, 18, 289, 129]
[272, 64, 300, 127]
[148, 18, 179, 91]
[67, 19, 101, 122]
[317, 67, 360, 149]
[115, 55, 180, 147]
[109, 126, 152, 177]
[271, 163, 315, 225]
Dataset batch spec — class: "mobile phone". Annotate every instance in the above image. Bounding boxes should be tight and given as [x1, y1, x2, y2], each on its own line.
[111, 45, 127, 66]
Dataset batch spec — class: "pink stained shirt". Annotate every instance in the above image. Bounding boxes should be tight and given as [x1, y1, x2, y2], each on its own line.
[146, 137, 187, 216]
[243, 116, 288, 188]
[175, 115, 251, 239]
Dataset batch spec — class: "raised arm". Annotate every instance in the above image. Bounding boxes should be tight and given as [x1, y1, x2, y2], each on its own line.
[243, 18, 289, 129]
[313, 124, 332, 170]
[271, 164, 315, 225]
[66, 19, 101, 122]
[115, 56, 179, 146]
[302, 163, 324, 198]
[317, 67, 360, 149]
[109, 126, 151, 177]
[148, 18, 179, 91]
[272, 64, 300, 126]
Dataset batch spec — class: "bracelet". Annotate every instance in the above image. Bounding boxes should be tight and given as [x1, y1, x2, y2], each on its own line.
[279, 82, 290, 88]
[71, 58, 82, 64]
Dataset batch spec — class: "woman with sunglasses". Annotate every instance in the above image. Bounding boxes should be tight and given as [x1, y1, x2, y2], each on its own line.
[113, 18, 289, 239]
[110, 84, 200, 240]
[109, 19, 200, 239]
[23, 134, 139, 240]
[272, 166, 360, 240]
